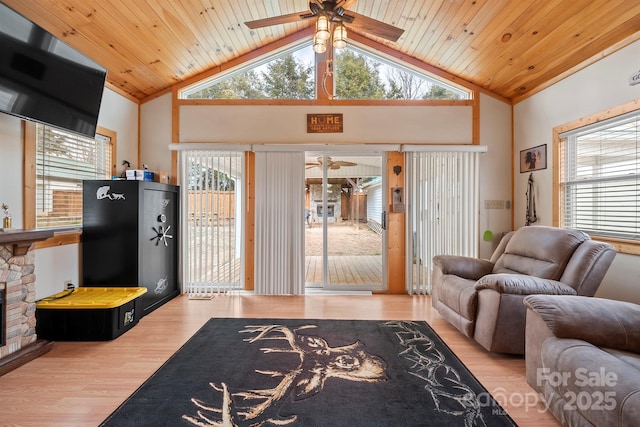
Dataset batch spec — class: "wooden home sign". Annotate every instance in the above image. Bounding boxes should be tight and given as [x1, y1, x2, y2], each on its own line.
[307, 113, 343, 133]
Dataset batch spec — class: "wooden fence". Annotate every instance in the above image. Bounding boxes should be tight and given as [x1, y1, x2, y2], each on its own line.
[187, 190, 235, 221]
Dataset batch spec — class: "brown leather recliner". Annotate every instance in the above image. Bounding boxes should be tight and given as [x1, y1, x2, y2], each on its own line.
[431, 225, 616, 354]
[524, 295, 640, 426]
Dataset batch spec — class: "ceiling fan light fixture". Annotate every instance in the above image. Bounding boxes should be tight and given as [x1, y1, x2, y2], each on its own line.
[315, 15, 330, 41]
[313, 34, 327, 53]
[333, 23, 347, 49]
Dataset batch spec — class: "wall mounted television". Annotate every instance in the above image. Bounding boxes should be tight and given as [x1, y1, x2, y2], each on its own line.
[0, 3, 107, 138]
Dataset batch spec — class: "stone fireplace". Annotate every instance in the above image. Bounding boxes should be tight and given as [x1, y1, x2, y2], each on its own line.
[0, 229, 54, 376]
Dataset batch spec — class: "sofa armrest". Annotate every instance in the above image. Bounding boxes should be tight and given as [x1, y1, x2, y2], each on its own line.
[524, 295, 640, 354]
[475, 274, 577, 295]
[432, 255, 494, 280]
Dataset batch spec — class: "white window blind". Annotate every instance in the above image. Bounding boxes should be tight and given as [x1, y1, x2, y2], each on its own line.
[254, 151, 305, 295]
[405, 150, 481, 295]
[181, 150, 244, 297]
[36, 123, 111, 229]
[559, 111, 640, 240]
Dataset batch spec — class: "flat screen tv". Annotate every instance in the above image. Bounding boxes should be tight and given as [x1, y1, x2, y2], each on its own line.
[0, 3, 107, 138]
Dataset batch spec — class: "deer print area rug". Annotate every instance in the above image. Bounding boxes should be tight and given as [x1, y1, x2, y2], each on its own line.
[100, 318, 517, 427]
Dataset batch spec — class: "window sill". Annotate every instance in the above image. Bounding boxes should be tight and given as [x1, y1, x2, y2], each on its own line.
[592, 236, 640, 256]
[34, 230, 81, 249]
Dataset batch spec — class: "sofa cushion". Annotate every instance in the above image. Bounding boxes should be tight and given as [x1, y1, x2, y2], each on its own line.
[492, 226, 588, 279]
[525, 295, 640, 354]
[540, 338, 640, 427]
[603, 348, 640, 372]
[476, 274, 577, 295]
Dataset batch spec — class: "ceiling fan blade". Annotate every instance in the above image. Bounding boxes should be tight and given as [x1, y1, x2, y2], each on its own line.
[334, 161, 357, 167]
[336, 0, 358, 9]
[245, 11, 310, 29]
[346, 11, 405, 42]
[336, 0, 359, 9]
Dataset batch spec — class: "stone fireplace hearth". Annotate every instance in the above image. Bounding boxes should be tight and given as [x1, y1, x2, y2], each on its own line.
[0, 229, 54, 376]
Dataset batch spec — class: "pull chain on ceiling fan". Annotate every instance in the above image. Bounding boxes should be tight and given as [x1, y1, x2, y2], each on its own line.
[244, 1, 404, 54]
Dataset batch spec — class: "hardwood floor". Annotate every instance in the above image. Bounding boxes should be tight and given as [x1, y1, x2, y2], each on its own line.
[0, 294, 560, 426]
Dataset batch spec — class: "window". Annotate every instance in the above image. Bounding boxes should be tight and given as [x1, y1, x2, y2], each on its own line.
[181, 42, 315, 100]
[334, 46, 469, 100]
[181, 150, 244, 296]
[179, 38, 471, 102]
[33, 123, 114, 229]
[559, 110, 640, 241]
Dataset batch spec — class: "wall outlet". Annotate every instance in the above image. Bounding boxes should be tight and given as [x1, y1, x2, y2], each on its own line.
[484, 200, 505, 209]
[64, 280, 75, 290]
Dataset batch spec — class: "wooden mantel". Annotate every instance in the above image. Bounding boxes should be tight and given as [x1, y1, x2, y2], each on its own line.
[0, 229, 54, 255]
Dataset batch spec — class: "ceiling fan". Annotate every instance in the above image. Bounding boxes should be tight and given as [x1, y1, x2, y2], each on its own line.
[306, 156, 357, 170]
[244, 1, 405, 44]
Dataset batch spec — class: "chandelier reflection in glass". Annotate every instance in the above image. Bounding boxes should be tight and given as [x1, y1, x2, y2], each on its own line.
[313, 15, 347, 53]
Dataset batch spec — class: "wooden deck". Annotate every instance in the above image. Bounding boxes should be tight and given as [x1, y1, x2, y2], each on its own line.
[305, 255, 382, 286]
[186, 222, 384, 290]
[187, 255, 383, 291]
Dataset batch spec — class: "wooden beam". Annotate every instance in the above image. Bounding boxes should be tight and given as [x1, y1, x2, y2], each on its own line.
[385, 151, 406, 294]
[244, 151, 255, 291]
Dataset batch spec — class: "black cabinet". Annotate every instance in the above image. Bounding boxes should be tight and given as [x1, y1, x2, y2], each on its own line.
[82, 180, 180, 315]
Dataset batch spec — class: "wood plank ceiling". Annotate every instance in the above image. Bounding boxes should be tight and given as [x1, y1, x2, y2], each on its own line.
[3, 0, 640, 103]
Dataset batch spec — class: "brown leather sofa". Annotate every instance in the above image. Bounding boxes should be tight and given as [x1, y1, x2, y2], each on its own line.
[431, 225, 616, 354]
[524, 295, 640, 426]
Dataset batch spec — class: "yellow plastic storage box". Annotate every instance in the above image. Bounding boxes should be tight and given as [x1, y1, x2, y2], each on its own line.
[36, 287, 147, 341]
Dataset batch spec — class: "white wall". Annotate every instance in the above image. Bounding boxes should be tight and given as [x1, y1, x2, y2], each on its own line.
[478, 93, 513, 259]
[140, 93, 173, 175]
[514, 40, 640, 304]
[100, 89, 139, 175]
[0, 86, 139, 299]
[148, 94, 511, 260]
[0, 114, 24, 229]
[179, 105, 473, 144]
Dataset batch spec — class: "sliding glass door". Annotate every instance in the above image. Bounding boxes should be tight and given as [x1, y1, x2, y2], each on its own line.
[181, 150, 244, 297]
[405, 149, 482, 295]
[305, 153, 386, 291]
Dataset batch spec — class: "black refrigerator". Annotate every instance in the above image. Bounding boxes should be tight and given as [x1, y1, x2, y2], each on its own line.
[82, 180, 180, 315]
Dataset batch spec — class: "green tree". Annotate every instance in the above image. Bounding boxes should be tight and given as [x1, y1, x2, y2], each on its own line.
[385, 69, 428, 100]
[423, 84, 462, 100]
[262, 54, 314, 99]
[186, 70, 265, 99]
[188, 161, 235, 190]
[335, 49, 386, 99]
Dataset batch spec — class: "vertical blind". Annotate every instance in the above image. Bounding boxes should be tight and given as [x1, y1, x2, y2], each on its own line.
[405, 150, 481, 295]
[181, 150, 244, 297]
[559, 112, 640, 240]
[254, 151, 305, 295]
[36, 123, 111, 229]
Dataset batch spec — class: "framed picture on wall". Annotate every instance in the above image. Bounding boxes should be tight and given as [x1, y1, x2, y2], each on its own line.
[520, 144, 547, 172]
